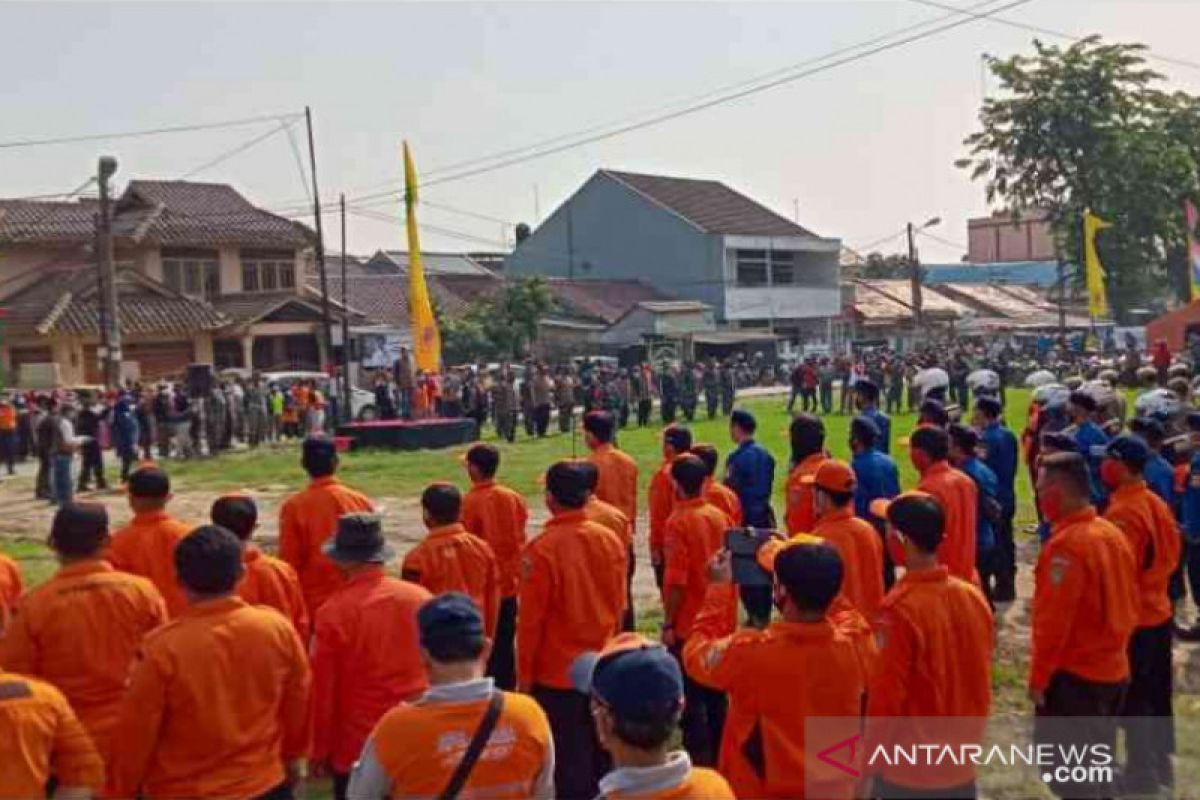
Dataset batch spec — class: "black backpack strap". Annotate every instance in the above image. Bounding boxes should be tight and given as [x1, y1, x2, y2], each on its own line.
[437, 691, 506, 800]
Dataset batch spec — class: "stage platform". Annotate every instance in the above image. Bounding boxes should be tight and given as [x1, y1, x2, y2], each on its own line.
[336, 417, 479, 451]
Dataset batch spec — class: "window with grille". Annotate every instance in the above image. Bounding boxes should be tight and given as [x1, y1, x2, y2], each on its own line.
[240, 252, 296, 293]
[162, 255, 220, 300]
[735, 249, 768, 287]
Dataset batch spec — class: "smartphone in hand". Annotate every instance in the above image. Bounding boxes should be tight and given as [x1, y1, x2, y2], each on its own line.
[724, 527, 776, 587]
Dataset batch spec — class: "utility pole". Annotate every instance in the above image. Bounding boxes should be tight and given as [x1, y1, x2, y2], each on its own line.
[97, 156, 120, 388]
[340, 193, 352, 422]
[566, 199, 575, 280]
[305, 106, 334, 375]
[907, 221, 923, 328]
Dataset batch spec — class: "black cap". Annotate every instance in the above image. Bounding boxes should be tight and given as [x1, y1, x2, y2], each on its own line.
[1040, 431, 1078, 453]
[127, 466, 170, 499]
[322, 513, 393, 563]
[1068, 391, 1098, 413]
[419, 592, 485, 657]
[975, 396, 1002, 417]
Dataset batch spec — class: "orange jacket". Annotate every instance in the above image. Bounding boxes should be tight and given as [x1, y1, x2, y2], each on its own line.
[0, 404, 15, 432]
[109, 597, 311, 799]
[0, 669, 104, 799]
[916, 461, 978, 582]
[278, 475, 375, 615]
[663, 498, 736, 639]
[589, 444, 639, 530]
[0, 560, 166, 765]
[107, 509, 192, 617]
[585, 496, 633, 548]
[240, 545, 310, 641]
[0, 552, 23, 631]
[1103, 481, 1182, 628]
[683, 584, 868, 800]
[812, 507, 885, 619]
[704, 478, 742, 526]
[517, 509, 627, 690]
[364, 685, 554, 798]
[461, 480, 529, 598]
[602, 760, 736, 799]
[1031, 508, 1138, 692]
[401, 523, 500, 637]
[648, 459, 676, 556]
[867, 566, 993, 789]
[311, 567, 431, 773]
[785, 453, 826, 534]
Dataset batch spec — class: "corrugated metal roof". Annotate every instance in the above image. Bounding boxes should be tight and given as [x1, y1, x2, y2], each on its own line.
[602, 170, 814, 237]
[368, 250, 495, 276]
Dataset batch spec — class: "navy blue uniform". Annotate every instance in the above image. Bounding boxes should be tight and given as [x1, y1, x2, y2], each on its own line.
[852, 446, 901, 588]
[725, 439, 776, 528]
[863, 407, 892, 455]
[1072, 420, 1111, 509]
[980, 419, 1019, 600]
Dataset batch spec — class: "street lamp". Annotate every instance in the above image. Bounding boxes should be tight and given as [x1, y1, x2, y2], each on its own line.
[907, 216, 941, 327]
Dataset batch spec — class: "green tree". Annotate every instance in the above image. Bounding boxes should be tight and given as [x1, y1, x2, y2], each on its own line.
[958, 36, 1200, 316]
[438, 277, 555, 363]
[860, 252, 911, 280]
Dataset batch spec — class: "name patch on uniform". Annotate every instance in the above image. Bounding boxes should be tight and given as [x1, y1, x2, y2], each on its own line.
[0, 681, 33, 701]
[1049, 555, 1071, 586]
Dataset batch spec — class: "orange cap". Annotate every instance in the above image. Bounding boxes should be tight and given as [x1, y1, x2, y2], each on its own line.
[869, 490, 934, 522]
[800, 459, 856, 493]
[757, 532, 825, 572]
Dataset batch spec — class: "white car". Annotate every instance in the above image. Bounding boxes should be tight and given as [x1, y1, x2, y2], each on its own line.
[259, 371, 379, 421]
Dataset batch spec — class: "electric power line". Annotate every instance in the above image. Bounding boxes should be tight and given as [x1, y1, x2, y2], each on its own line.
[905, 0, 1200, 73]
[344, 0, 1034, 199]
[181, 118, 299, 180]
[915, 228, 969, 252]
[0, 111, 303, 151]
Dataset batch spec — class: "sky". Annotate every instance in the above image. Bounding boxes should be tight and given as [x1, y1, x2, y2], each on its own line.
[3, 0, 1200, 263]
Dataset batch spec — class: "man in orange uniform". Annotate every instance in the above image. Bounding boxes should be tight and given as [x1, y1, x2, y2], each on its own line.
[211, 494, 309, 639]
[585, 410, 639, 529]
[906, 426, 978, 582]
[0, 503, 166, 768]
[109, 526, 311, 800]
[348, 593, 555, 799]
[401, 482, 500, 637]
[784, 414, 827, 535]
[802, 459, 884, 618]
[1099, 436, 1180, 793]
[0, 393, 17, 476]
[867, 492, 994, 797]
[661, 454, 734, 766]
[1031, 452, 1138, 799]
[279, 436, 374, 616]
[0, 667, 104, 799]
[684, 540, 868, 799]
[691, 444, 742, 525]
[573, 634, 734, 800]
[461, 443, 528, 689]
[311, 513, 431, 799]
[0, 549, 22, 631]
[107, 465, 192, 616]
[649, 425, 692, 588]
[579, 461, 636, 631]
[519, 460, 628, 800]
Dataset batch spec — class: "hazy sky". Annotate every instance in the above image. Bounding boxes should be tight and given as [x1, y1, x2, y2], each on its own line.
[3, 1, 1200, 262]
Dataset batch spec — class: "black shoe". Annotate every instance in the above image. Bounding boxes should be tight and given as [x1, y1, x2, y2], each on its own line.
[1173, 622, 1200, 642]
[992, 578, 1017, 604]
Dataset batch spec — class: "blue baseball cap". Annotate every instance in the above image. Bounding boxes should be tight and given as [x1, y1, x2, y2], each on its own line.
[418, 592, 485, 656]
[570, 634, 683, 723]
[1106, 434, 1150, 468]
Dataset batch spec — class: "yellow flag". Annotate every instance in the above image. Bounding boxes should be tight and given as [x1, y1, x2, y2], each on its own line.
[1083, 209, 1113, 319]
[403, 141, 441, 372]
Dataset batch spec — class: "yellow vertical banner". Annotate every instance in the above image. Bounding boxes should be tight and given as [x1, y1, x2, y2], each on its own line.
[1185, 200, 1200, 302]
[404, 141, 441, 372]
[1083, 209, 1113, 319]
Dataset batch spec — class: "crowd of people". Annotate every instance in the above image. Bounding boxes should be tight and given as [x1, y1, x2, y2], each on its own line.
[0, 332, 1198, 799]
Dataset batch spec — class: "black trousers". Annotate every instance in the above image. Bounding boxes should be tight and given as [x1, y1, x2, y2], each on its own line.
[637, 400, 652, 427]
[253, 781, 295, 800]
[619, 402, 630, 428]
[534, 404, 551, 437]
[989, 511, 1017, 601]
[1035, 671, 1125, 799]
[0, 431, 15, 475]
[720, 391, 734, 415]
[35, 453, 51, 499]
[522, 408, 535, 436]
[661, 397, 677, 423]
[532, 685, 609, 800]
[487, 595, 518, 691]
[332, 772, 350, 800]
[78, 440, 106, 490]
[558, 405, 573, 433]
[1169, 539, 1200, 612]
[1121, 622, 1175, 792]
[820, 383, 834, 413]
[672, 642, 727, 767]
[739, 585, 773, 628]
[706, 393, 719, 419]
[873, 777, 976, 799]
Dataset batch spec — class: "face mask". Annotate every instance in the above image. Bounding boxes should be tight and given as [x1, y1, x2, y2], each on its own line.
[1099, 459, 1127, 491]
[910, 451, 930, 474]
[1037, 484, 1066, 523]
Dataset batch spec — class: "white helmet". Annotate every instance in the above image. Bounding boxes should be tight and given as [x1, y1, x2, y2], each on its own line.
[1134, 388, 1181, 422]
[1079, 380, 1115, 407]
[1033, 383, 1071, 410]
[915, 367, 949, 393]
[967, 369, 1000, 395]
[1025, 369, 1057, 388]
